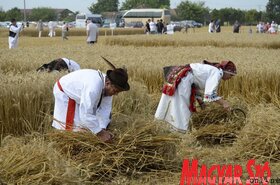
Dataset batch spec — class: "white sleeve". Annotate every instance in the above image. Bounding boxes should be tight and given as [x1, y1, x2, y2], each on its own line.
[203, 70, 222, 102]
[72, 60, 80, 71]
[67, 60, 80, 72]
[79, 82, 103, 134]
[96, 96, 112, 129]
[10, 25, 22, 33]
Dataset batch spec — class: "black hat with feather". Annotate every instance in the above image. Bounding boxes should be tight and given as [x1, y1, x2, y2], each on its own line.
[101, 56, 130, 91]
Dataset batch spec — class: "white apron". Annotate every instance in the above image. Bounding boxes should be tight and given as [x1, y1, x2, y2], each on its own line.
[155, 73, 194, 132]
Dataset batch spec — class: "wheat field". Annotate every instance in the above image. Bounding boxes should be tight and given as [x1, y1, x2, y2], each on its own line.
[0, 26, 279, 184]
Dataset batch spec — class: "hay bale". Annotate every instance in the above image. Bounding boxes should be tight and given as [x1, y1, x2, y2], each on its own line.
[233, 105, 280, 162]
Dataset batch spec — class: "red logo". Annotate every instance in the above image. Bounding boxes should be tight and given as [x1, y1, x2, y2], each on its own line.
[180, 159, 271, 185]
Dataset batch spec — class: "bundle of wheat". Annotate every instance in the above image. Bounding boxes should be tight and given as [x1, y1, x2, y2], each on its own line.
[192, 124, 239, 145]
[191, 101, 247, 145]
[46, 119, 180, 182]
[191, 102, 247, 129]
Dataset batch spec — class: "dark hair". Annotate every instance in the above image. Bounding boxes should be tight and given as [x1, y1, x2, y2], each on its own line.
[53, 59, 68, 71]
[36, 58, 68, 72]
[11, 18, 16, 22]
[87, 18, 93, 23]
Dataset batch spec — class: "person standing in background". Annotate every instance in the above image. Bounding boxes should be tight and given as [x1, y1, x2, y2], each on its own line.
[145, 19, 151, 34]
[149, 18, 157, 34]
[157, 19, 164, 34]
[62, 22, 69, 40]
[37, 20, 44, 38]
[233, 20, 241, 33]
[215, 19, 221, 33]
[208, 20, 215, 33]
[8, 18, 24, 49]
[86, 19, 98, 45]
[48, 21, 56, 37]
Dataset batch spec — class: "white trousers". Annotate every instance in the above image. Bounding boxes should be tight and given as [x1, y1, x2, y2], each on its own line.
[8, 37, 18, 49]
[155, 73, 194, 132]
[52, 83, 82, 131]
[48, 29, 55, 37]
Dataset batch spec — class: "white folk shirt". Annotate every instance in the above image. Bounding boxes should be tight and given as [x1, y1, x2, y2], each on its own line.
[61, 58, 81, 72]
[9, 24, 23, 49]
[52, 69, 112, 134]
[62, 24, 67, 31]
[86, 22, 98, 42]
[208, 22, 214, 33]
[190, 63, 223, 102]
[149, 21, 157, 33]
[155, 63, 223, 132]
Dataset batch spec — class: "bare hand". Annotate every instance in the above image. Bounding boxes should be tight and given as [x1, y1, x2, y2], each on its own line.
[223, 101, 231, 112]
[96, 129, 114, 142]
[200, 103, 206, 110]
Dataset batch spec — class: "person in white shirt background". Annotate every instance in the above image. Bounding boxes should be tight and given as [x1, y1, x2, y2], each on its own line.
[268, 21, 277, 34]
[208, 20, 215, 33]
[86, 19, 98, 45]
[36, 58, 80, 73]
[36, 19, 44, 38]
[155, 60, 237, 133]
[52, 57, 130, 142]
[61, 22, 69, 40]
[8, 18, 24, 49]
[48, 21, 56, 37]
[149, 18, 157, 34]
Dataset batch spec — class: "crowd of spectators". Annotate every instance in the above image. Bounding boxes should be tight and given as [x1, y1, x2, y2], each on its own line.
[256, 21, 279, 34]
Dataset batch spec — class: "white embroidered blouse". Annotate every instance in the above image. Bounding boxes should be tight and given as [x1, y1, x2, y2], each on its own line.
[190, 63, 223, 102]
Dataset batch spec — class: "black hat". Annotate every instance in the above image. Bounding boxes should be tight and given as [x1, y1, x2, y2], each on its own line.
[106, 68, 130, 91]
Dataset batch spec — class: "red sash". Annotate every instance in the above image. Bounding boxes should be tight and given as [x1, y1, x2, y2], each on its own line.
[57, 80, 76, 131]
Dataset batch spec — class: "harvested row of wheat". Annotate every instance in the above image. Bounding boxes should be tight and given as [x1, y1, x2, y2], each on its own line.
[0, 118, 180, 184]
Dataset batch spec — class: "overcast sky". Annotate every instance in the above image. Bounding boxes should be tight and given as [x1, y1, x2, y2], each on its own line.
[0, 0, 268, 13]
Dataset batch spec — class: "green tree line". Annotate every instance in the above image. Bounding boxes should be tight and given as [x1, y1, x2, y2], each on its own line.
[88, 0, 279, 24]
[0, 7, 76, 22]
[1, 0, 279, 24]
